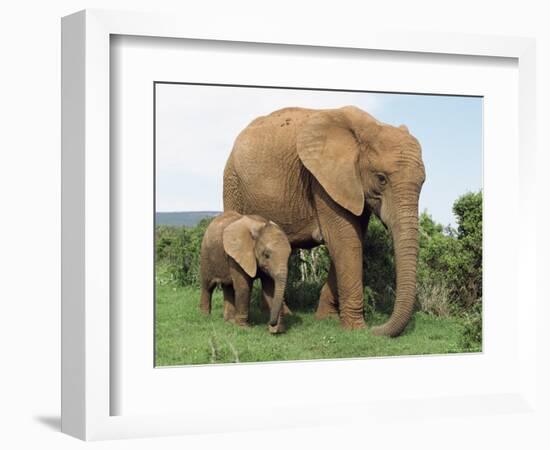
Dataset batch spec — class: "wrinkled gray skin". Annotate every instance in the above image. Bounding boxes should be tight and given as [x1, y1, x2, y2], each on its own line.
[223, 106, 425, 336]
[199, 211, 292, 332]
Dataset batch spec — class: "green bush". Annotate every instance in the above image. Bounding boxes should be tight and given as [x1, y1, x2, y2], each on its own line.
[460, 300, 482, 351]
[363, 216, 396, 314]
[416, 212, 458, 314]
[417, 192, 482, 311]
[286, 247, 330, 310]
[155, 218, 212, 287]
[287, 246, 330, 286]
[451, 191, 483, 305]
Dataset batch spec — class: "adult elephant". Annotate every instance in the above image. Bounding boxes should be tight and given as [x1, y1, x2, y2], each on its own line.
[223, 106, 425, 336]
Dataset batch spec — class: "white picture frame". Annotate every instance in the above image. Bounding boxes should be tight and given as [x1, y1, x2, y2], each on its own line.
[61, 9, 538, 441]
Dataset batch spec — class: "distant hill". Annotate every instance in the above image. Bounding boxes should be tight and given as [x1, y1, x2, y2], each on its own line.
[156, 211, 221, 227]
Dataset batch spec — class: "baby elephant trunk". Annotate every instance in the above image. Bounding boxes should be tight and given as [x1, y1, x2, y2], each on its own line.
[269, 274, 287, 327]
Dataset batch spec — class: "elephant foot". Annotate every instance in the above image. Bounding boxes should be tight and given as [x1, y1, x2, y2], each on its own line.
[341, 317, 367, 330]
[200, 307, 211, 315]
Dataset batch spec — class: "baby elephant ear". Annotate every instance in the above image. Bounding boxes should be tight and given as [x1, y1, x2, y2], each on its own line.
[222, 216, 266, 277]
[297, 108, 365, 216]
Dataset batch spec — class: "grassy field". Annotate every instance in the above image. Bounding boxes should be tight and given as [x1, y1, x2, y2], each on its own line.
[155, 266, 475, 366]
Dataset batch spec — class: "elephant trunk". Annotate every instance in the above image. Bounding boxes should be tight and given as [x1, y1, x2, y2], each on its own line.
[373, 203, 419, 337]
[269, 274, 287, 327]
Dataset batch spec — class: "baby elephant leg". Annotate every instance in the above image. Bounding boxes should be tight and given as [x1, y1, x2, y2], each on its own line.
[200, 283, 215, 315]
[229, 263, 252, 327]
[222, 284, 236, 322]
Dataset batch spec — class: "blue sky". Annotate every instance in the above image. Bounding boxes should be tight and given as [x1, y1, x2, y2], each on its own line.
[155, 84, 482, 228]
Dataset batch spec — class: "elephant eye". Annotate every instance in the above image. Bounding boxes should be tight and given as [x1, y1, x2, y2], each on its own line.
[376, 174, 387, 185]
[263, 250, 271, 259]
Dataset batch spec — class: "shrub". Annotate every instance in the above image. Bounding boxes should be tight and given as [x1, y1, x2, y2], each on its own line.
[155, 226, 179, 262]
[363, 216, 396, 314]
[417, 191, 482, 311]
[155, 218, 212, 287]
[287, 246, 330, 286]
[451, 191, 483, 306]
[286, 247, 330, 311]
[416, 279, 452, 317]
[460, 300, 482, 351]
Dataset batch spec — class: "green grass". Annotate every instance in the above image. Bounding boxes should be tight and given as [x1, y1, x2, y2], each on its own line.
[155, 266, 476, 366]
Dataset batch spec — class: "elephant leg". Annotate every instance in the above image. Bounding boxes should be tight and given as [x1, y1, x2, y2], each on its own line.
[229, 263, 252, 327]
[222, 284, 236, 322]
[326, 239, 365, 330]
[314, 186, 366, 330]
[315, 261, 339, 320]
[200, 283, 215, 315]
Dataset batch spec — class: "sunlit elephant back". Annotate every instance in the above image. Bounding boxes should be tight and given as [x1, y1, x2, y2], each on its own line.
[223, 106, 425, 337]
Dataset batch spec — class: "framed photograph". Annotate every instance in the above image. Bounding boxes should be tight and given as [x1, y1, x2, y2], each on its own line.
[153, 82, 484, 363]
[61, 9, 537, 441]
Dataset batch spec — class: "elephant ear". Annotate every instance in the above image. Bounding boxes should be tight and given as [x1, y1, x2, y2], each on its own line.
[297, 108, 372, 216]
[222, 216, 266, 277]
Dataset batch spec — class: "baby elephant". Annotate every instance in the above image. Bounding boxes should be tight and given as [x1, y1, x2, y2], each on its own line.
[199, 211, 292, 333]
